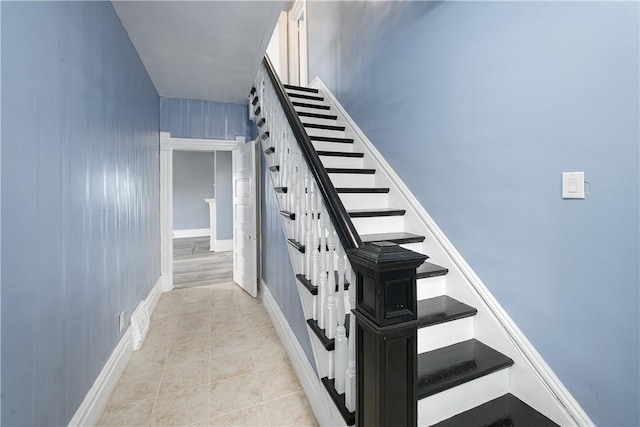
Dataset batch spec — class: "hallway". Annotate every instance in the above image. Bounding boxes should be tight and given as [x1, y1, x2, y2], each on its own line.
[97, 283, 318, 426]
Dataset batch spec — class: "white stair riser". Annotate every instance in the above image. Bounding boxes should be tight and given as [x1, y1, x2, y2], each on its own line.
[399, 242, 424, 253]
[297, 115, 339, 126]
[418, 369, 510, 426]
[312, 141, 354, 153]
[319, 156, 363, 169]
[417, 317, 474, 353]
[286, 88, 320, 97]
[339, 193, 389, 210]
[351, 215, 404, 235]
[329, 173, 375, 188]
[294, 105, 333, 115]
[304, 127, 346, 138]
[417, 275, 446, 300]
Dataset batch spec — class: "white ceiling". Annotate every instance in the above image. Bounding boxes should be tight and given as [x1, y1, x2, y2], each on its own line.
[112, 1, 285, 104]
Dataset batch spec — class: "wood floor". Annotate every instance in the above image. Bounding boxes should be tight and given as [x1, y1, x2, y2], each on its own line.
[173, 237, 233, 289]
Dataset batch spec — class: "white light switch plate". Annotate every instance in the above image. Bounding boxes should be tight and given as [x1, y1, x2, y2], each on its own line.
[562, 172, 585, 199]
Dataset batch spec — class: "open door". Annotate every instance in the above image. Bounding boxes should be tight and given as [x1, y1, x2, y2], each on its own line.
[232, 140, 258, 297]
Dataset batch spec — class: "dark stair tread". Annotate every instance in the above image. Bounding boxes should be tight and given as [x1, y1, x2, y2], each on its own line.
[260, 131, 269, 140]
[321, 378, 355, 426]
[288, 92, 324, 101]
[287, 239, 304, 253]
[432, 393, 559, 427]
[250, 86, 256, 95]
[307, 315, 352, 351]
[317, 151, 364, 158]
[296, 272, 350, 296]
[254, 106, 261, 116]
[417, 339, 514, 399]
[361, 232, 425, 245]
[303, 123, 345, 131]
[417, 296, 477, 328]
[274, 187, 287, 193]
[348, 208, 406, 218]
[417, 261, 449, 279]
[257, 118, 265, 128]
[310, 135, 354, 144]
[336, 187, 389, 194]
[297, 111, 337, 120]
[251, 96, 259, 106]
[279, 210, 295, 220]
[284, 84, 319, 93]
[269, 165, 279, 172]
[264, 146, 275, 155]
[326, 168, 375, 174]
[293, 101, 331, 110]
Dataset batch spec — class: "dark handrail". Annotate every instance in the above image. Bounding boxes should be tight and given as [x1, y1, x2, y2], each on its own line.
[262, 55, 363, 250]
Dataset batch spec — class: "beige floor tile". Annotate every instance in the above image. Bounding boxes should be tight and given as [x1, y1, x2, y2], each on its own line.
[207, 404, 270, 426]
[150, 386, 210, 426]
[109, 366, 162, 408]
[124, 342, 170, 375]
[264, 392, 318, 427]
[257, 363, 302, 402]
[158, 358, 210, 396]
[210, 372, 264, 416]
[210, 350, 256, 382]
[166, 338, 210, 367]
[252, 340, 290, 371]
[97, 397, 155, 427]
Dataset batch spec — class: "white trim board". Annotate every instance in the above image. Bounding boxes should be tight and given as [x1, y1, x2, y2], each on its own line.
[68, 276, 166, 427]
[260, 280, 345, 427]
[173, 228, 210, 239]
[214, 239, 233, 252]
[309, 77, 594, 427]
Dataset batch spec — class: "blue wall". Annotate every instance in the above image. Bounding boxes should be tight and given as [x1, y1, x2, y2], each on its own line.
[1, 2, 160, 425]
[260, 153, 315, 367]
[215, 151, 233, 240]
[173, 151, 215, 230]
[307, 2, 639, 425]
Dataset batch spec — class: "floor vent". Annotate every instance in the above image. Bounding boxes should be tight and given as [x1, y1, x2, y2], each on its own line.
[131, 301, 150, 350]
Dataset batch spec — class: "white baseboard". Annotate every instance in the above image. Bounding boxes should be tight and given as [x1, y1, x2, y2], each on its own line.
[260, 280, 344, 427]
[310, 77, 593, 427]
[68, 276, 164, 426]
[173, 228, 210, 238]
[214, 239, 233, 252]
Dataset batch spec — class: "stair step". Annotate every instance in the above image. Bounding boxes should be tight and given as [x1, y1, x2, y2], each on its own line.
[287, 239, 304, 253]
[293, 101, 331, 110]
[336, 187, 389, 194]
[264, 147, 275, 155]
[317, 151, 364, 158]
[310, 135, 354, 144]
[297, 111, 337, 120]
[260, 131, 269, 140]
[432, 393, 559, 427]
[284, 84, 319, 93]
[251, 96, 259, 106]
[361, 232, 424, 245]
[269, 165, 279, 172]
[250, 86, 256, 95]
[257, 118, 265, 128]
[288, 92, 324, 102]
[279, 210, 295, 220]
[307, 315, 352, 351]
[417, 296, 477, 328]
[417, 339, 514, 399]
[417, 261, 449, 280]
[303, 123, 345, 131]
[295, 272, 350, 296]
[326, 168, 375, 174]
[348, 208, 406, 218]
[254, 106, 261, 116]
[274, 187, 287, 193]
[321, 378, 355, 426]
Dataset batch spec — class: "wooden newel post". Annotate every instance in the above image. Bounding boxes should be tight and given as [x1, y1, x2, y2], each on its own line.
[347, 242, 428, 427]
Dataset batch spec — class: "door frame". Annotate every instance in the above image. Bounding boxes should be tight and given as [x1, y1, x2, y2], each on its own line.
[159, 131, 243, 292]
[288, 0, 308, 86]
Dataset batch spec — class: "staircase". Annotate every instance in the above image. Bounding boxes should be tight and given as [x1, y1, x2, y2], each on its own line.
[251, 56, 581, 426]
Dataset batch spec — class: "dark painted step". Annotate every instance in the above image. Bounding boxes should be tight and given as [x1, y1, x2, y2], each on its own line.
[326, 168, 375, 174]
[417, 339, 514, 399]
[297, 111, 337, 120]
[260, 131, 269, 140]
[296, 272, 350, 296]
[274, 187, 287, 193]
[288, 92, 324, 102]
[251, 96, 259, 106]
[257, 118, 265, 128]
[307, 314, 351, 351]
[310, 135, 354, 144]
[250, 86, 256, 95]
[287, 239, 304, 253]
[417, 296, 477, 328]
[348, 208, 406, 218]
[321, 378, 355, 426]
[417, 261, 449, 280]
[264, 146, 275, 155]
[284, 84, 319, 93]
[336, 187, 389, 194]
[293, 101, 331, 110]
[303, 123, 345, 131]
[254, 106, 261, 116]
[361, 232, 425, 245]
[317, 151, 364, 158]
[433, 393, 559, 427]
[269, 165, 279, 172]
[280, 210, 295, 220]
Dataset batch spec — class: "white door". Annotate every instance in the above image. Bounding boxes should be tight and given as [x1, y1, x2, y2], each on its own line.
[232, 140, 258, 297]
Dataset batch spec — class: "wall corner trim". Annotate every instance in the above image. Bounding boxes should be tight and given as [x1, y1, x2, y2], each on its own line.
[259, 280, 344, 427]
[68, 276, 164, 427]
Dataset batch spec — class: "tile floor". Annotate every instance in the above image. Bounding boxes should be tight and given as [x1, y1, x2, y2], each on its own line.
[98, 282, 318, 426]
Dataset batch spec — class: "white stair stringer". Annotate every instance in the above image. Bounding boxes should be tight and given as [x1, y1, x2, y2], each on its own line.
[309, 77, 594, 427]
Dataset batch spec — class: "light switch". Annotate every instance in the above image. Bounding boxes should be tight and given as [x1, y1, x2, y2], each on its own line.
[562, 172, 585, 199]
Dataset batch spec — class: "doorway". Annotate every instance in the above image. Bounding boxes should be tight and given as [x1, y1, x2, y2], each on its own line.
[266, 0, 308, 86]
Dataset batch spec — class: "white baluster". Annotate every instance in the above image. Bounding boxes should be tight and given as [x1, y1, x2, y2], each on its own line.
[326, 232, 337, 340]
[334, 243, 348, 394]
[318, 206, 328, 329]
[305, 177, 313, 280]
[345, 313, 356, 412]
[318, 270, 327, 329]
[312, 192, 320, 321]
